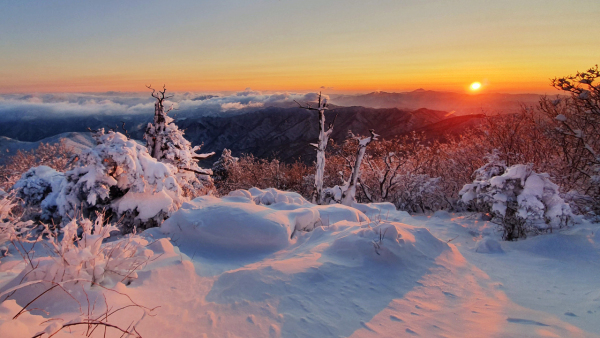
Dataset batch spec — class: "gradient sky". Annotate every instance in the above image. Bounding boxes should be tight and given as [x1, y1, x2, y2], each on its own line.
[1, 0, 599, 94]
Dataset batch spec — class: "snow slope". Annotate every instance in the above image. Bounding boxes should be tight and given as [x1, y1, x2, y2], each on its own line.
[0, 189, 598, 337]
[0, 132, 94, 164]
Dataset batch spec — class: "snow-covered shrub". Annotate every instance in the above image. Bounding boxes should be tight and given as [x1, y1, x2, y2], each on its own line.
[0, 140, 75, 191]
[144, 86, 215, 199]
[13, 166, 65, 221]
[212, 148, 238, 183]
[24, 213, 151, 286]
[0, 195, 34, 257]
[56, 129, 183, 230]
[459, 151, 507, 212]
[460, 159, 574, 240]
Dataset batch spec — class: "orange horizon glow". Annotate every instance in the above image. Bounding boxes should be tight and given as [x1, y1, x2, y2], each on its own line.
[1, 1, 598, 96]
[0, 71, 577, 95]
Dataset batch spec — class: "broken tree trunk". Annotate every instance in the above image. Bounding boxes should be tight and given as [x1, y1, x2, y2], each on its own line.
[341, 129, 378, 206]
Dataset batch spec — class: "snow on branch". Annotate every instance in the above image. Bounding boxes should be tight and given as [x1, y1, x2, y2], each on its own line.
[143, 86, 214, 199]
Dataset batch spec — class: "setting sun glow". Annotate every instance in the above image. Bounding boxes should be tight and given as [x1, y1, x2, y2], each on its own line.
[470, 82, 482, 91]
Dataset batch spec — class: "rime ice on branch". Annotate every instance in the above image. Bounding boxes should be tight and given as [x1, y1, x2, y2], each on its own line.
[296, 92, 336, 205]
[143, 85, 215, 197]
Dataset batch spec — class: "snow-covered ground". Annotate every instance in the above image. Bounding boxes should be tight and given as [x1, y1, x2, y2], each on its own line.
[0, 188, 598, 337]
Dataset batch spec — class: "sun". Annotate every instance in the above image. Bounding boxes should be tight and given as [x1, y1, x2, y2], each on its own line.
[470, 82, 482, 91]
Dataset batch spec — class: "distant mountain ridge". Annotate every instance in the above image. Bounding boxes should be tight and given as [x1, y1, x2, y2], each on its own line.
[330, 90, 542, 115]
[0, 106, 485, 164]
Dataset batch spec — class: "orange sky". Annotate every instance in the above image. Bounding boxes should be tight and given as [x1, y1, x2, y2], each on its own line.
[1, 1, 598, 94]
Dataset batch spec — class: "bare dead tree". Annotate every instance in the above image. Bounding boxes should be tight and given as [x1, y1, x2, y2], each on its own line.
[296, 92, 337, 204]
[341, 130, 378, 205]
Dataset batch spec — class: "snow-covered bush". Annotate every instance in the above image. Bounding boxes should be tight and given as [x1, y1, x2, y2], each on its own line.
[212, 148, 239, 183]
[0, 212, 154, 338]
[144, 86, 215, 199]
[460, 157, 574, 240]
[0, 195, 34, 258]
[458, 151, 507, 212]
[13, 166, 65, 221]
[0, 140, 75, 191]
[55, 129, 183, 230]
[21, 214, 151, 286]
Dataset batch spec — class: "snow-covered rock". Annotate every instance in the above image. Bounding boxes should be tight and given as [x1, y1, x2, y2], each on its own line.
[160, 190, 369, 255]
[231, 187, 311, 206]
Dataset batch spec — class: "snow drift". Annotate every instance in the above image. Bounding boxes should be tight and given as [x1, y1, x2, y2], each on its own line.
[160, 188, 368, 255]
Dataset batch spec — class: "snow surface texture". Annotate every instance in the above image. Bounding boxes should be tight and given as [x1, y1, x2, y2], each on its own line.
[1, 188, 599, 337]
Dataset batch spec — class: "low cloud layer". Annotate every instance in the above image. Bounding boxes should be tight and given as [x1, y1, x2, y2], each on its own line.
[0, 90, 327, 121]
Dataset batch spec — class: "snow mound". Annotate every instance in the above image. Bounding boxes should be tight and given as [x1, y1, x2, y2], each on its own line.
[229, 187, 310, 205]
[161, 191, 369, 256]
[433, 210, 452, 219]
[352, 202, 412, 223]
[475, 237, 504, 254]
[324, 221, 449, 266]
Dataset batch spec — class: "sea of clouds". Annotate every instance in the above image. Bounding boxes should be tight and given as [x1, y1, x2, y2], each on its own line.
[0, 89, 327, 120]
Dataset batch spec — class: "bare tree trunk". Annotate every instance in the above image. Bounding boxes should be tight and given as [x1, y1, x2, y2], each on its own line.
[151, 101, 166, 159]
[341, 130, 378, 206]
[144, 85, 171, 160]
[296, 92, 335, 205]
